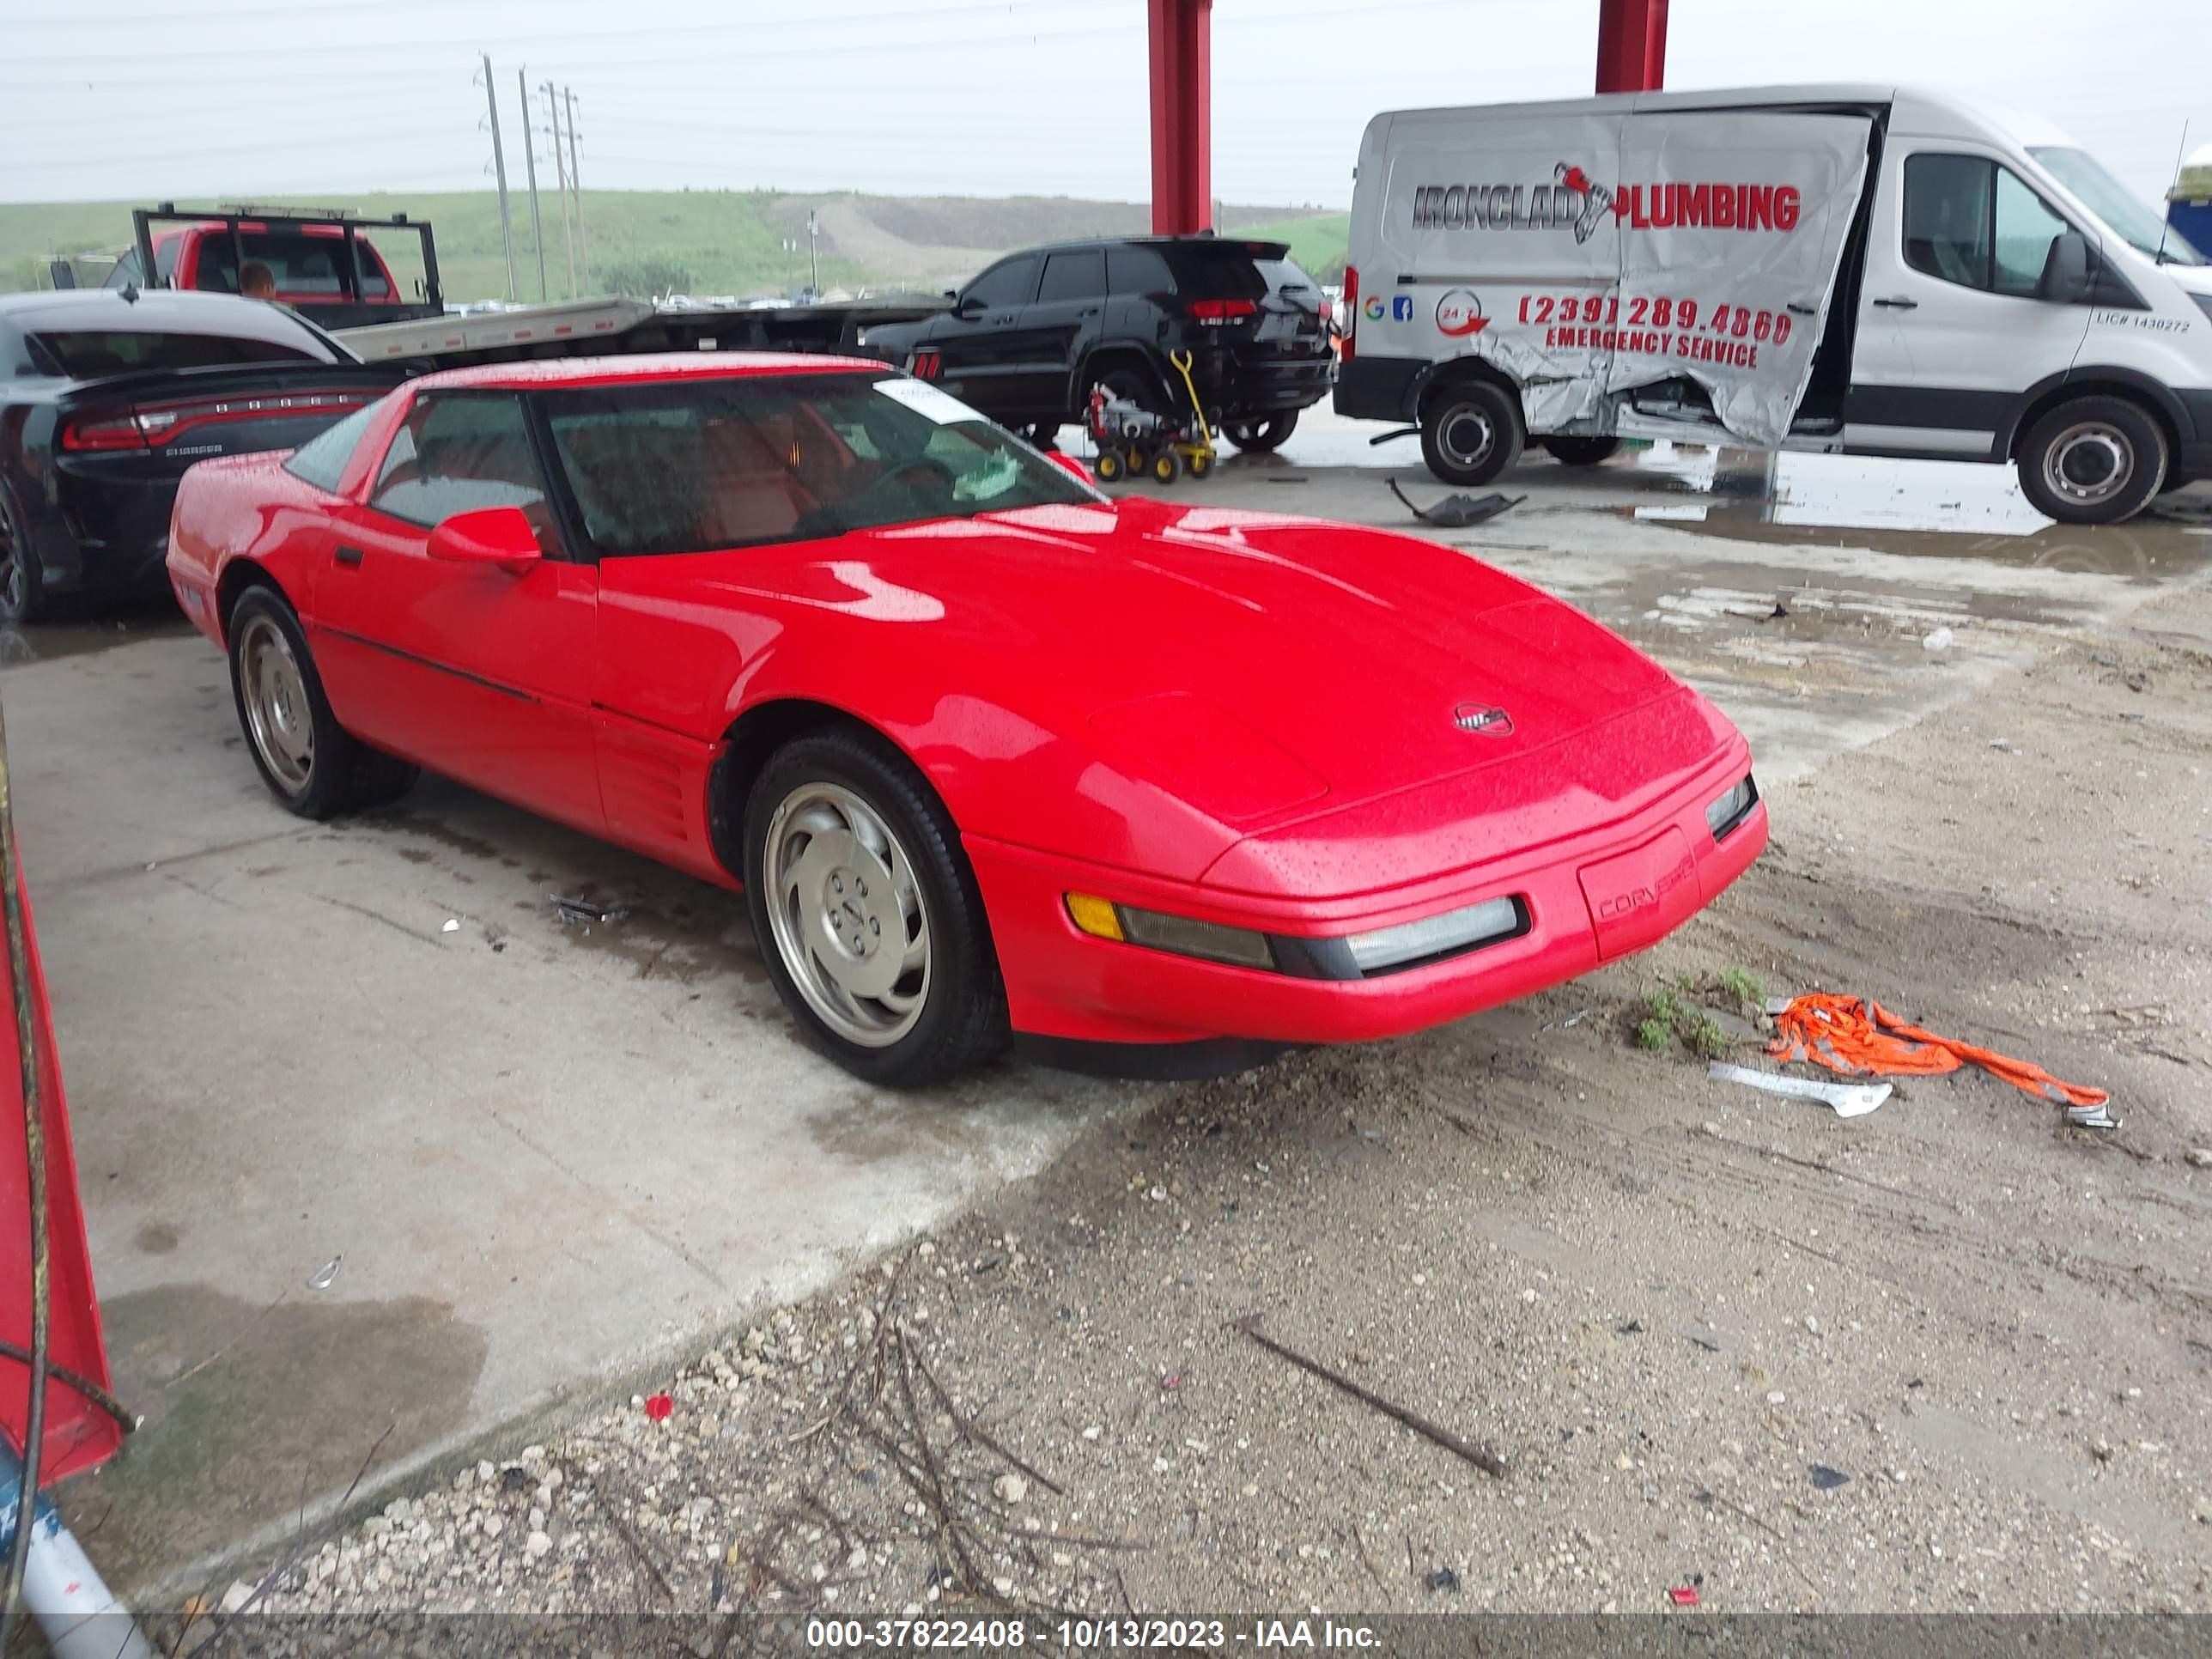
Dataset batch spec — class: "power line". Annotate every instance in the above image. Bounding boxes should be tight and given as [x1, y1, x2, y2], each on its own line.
[6, 6, 1121, 66]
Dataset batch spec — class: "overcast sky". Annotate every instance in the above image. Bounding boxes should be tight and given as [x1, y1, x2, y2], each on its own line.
[1, 0, 2202, 208]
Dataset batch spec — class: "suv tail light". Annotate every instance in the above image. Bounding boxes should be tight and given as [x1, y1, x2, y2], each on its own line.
[60, 389, 374, 454]
[1341, 266, 1359, 362]
[1186, 297, 1257, 325]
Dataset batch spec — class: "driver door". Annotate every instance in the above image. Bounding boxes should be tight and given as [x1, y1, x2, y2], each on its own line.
[309, 388, 605, 835]
[929, 254, 1040, 419]
[1844, 148, 2094, 455]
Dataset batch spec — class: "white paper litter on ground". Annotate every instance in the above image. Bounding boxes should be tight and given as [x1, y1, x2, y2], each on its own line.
[1709, 1060, 1892, 1118]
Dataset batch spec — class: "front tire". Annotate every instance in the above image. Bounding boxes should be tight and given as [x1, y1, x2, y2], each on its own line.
[1150, 448, 1183, 486]
[1541, 434, 1621, 468]
[228, 586, 418, 819]
[744, 731, 1007, 1087]
[1419, 380, 1524, 487]
[1094, 449, 1124, 483]
[2016, 396, 2167, 525]
[1224, 411, 1298, 453]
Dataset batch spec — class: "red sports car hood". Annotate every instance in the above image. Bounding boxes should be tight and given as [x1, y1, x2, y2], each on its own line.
[605, 497, 1701, 863]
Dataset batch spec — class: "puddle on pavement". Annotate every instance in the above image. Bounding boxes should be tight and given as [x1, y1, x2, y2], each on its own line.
[0, 608, 194, 668]
[60, 1283, 486, 1589]
[1619, 447, 2212, 580]
[552, 890, 770, 988]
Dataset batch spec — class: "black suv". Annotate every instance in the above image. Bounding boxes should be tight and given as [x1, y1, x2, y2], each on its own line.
[857, 235, 1334, 451]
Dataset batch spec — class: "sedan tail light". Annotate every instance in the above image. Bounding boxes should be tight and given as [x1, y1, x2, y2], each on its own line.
[60, 389, 375, 454]
[1186, 297, 1258, 325]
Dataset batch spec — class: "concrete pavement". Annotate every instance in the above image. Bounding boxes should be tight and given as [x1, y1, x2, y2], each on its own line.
[6, 430, 2207, 1594]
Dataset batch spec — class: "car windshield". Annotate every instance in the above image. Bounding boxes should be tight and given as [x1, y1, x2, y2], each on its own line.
[539, 372, 1094, 557]
[2028, 146, 2206, 264]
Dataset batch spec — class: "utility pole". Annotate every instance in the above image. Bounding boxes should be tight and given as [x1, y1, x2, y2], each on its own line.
[806, 210, 819, 297]
[563, 86, 588, 295]
[481, 54, 517, 302]
[518, 67, 547, 301]
[544, 80, 575, 300]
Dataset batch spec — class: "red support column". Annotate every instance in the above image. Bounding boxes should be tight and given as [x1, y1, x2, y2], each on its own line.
[1595, 0, 1668, 93]
[1148, 0, 1212, 234]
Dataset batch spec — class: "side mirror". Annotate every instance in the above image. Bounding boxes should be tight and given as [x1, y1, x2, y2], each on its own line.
[2039, 230, 2092, 303]
[427, 505, 542, 570]
[952, 294, 985, 319]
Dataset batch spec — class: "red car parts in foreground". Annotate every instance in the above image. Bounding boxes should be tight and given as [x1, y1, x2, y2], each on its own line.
[167, 355, 1765, 1086]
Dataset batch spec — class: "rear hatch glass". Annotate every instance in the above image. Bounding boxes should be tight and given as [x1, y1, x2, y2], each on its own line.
[28, 331, 315, 376]
[1161, 245, 1322, 344]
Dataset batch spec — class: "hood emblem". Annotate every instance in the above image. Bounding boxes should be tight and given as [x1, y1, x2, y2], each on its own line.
[1454, 702, 1513, 736]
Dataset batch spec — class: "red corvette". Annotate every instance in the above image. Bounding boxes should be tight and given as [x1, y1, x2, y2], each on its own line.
[167, 355, 1766, 1085]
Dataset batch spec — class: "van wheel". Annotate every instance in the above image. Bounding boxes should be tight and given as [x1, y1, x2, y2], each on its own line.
[1540, 435, 1621, 468]
[2017, 396, 2166, 525]
[1420, 380, 1523, 487]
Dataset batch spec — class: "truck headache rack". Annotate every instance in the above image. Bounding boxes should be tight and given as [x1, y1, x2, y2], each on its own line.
[131, 204, 443, 331]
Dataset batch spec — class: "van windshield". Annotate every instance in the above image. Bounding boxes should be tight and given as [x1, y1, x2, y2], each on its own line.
[2028, 147, 2205, 264]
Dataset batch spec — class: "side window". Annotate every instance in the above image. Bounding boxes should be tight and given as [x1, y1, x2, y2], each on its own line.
[1036, 249, 1106, 305]
[1108, 246, 1176, 296]
[283, 403, 380, 494]
[963, 257, 1037, 311]
[370, 393, 553, 534]
[1905, 153, 2073, 298]
[1993, 169, 2069, 297]
[106, 251, 141, 289]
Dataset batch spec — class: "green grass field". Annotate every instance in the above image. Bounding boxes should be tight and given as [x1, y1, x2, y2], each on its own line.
[1, 191, 1350, 301]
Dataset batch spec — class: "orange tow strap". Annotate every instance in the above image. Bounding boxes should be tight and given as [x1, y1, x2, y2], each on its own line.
[1769, 994, 2109, 1109]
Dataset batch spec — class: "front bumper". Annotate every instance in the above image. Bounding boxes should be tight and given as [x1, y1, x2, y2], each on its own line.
[967, 748, 1767, 1054]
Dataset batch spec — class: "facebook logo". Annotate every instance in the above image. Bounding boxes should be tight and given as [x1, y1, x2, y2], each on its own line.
[1391, 294, 1415, 321]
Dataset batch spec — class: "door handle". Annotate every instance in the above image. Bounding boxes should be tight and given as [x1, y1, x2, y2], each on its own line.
[1872, 296, 1919, 310]
[334, 544, 364, 567]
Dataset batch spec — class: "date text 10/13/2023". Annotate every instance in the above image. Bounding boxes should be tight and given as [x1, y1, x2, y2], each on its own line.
[805, 1617, 1382, 1649]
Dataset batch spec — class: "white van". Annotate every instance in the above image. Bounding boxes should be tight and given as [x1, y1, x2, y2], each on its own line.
[1336, 85, 2212, 524]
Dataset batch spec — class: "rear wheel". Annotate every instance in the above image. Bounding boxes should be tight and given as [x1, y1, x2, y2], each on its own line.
[744, 731, 1007, 1087]
[228, 586, 418, 819]
[1224, 411, 1299, 453]
[1419, 380, 1524, 488]
[1094, 449, 1124, 483]
[0, 487, 46, 626]
[1186, 450, 1212, 479]
[2016, 395, 2167, 525]
[1540, 434, 1621, 468]
[1151, 449, 1183, 486]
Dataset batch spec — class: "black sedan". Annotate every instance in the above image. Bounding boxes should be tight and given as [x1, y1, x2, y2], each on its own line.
[0, 289, 404, 622]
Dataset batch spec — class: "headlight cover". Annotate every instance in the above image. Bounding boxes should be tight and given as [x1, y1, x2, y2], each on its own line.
[1706, 775, 1759, 842]
[1345, 895, 1525, 974]
[1066, 895, 1274, 969]
[1066, 890, 1527, 979]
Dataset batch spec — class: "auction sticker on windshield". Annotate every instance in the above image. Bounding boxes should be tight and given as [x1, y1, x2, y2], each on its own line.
[875, 378, 984, 424]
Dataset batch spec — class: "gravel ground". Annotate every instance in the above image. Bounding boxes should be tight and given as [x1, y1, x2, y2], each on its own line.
[175, 586, 2212, 1636]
